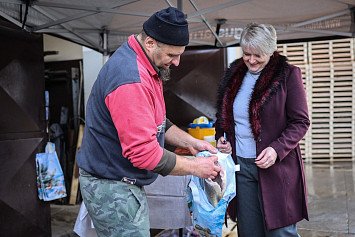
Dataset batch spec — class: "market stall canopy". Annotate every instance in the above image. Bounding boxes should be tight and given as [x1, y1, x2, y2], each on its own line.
[0, 0, 354, 54]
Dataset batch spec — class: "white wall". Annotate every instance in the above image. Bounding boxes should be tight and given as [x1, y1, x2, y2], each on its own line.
[43, 34, 83, 62]
[227, 46, 243, 66]
[83, 47, 104, 112]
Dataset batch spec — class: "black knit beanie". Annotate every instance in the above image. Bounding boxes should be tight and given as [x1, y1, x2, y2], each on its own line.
[143, 7, 189, 46]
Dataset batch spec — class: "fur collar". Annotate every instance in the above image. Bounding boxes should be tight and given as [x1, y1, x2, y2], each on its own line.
[216, 52, 289, 139]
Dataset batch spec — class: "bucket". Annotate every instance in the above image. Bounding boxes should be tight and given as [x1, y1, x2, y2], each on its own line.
[203, 135, 216, 147]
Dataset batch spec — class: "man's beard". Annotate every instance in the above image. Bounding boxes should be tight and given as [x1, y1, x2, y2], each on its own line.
[158, 67, 171, 82]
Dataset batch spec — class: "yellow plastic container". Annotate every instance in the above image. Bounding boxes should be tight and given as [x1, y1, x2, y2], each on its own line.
[188, 127, 216, 140]
[203, 135, 216, 147]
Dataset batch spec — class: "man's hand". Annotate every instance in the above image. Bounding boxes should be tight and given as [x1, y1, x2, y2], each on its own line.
[187, 138, 218, 155]
[192, 155, 221, 179]
[169, 153, 221, 178]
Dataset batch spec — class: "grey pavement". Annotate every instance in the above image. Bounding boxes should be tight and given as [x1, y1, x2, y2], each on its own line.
[51, 162, 355, 237]
[298, 162, 355, 237]
[51, 204, 79, 237]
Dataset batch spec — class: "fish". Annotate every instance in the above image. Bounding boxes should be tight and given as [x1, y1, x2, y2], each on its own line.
[201, 162, 226, 207]
[194, 223, 214, 237]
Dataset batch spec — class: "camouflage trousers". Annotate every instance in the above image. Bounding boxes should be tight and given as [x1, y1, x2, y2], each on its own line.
[79, 168, 150, 237]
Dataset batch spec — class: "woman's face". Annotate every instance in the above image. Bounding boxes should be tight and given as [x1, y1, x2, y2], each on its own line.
[242, 48, 271, 73]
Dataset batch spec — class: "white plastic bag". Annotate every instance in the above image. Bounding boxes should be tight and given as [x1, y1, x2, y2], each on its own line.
[187, 151, 236, 237]
[73, 202, 98, 237]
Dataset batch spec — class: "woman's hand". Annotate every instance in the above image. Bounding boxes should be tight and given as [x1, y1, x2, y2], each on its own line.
[216, 136, 232, 154]
[255, 147, 277, 169]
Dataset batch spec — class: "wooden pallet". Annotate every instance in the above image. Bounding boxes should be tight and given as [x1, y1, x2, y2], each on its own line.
[278, 38, 355, 162]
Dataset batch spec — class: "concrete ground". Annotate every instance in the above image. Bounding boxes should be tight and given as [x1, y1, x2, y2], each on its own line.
[297, 162, 355, 237]
[51, 162, 355, 237]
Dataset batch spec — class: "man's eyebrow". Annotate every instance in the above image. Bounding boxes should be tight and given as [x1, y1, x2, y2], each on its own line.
[168, 53, 181, 57]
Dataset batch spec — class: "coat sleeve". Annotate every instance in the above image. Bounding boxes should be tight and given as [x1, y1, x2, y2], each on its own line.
[269, 66, 310, 160]
[214, 60, 237, 141]
[105, 83, 163, 170]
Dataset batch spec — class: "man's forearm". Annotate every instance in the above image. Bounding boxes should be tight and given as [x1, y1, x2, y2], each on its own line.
[168, 154, 196, 176]
[164, 124, 219, 179]
[165, 124, 195, 148]
[168, 153, 220, 179]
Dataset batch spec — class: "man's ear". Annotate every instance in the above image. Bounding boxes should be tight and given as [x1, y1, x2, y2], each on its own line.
[144, 36, 156, 51]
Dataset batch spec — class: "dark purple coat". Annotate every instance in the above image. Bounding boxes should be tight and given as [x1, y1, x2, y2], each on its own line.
[215, 52, 310, 230]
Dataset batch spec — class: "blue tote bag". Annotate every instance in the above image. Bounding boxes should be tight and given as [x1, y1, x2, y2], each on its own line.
[36, 142, 67, 201]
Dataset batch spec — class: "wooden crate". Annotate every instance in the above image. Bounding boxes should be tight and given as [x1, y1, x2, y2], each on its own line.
[278, 38, 355, 162]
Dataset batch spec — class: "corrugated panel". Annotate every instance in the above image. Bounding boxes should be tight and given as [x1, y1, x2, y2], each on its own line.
[0, 25, 50, 236]
[279, 38, 355, 162]
[166, 48, 226, 127]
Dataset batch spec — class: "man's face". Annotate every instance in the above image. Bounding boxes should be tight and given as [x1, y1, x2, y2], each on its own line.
[152, 43, 185, 70]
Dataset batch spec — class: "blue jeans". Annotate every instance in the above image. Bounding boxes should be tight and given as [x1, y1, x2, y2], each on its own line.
[236, 156, 299, 237]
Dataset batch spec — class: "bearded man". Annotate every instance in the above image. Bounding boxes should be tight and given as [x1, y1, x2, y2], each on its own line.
[77, 7, 220, 237]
